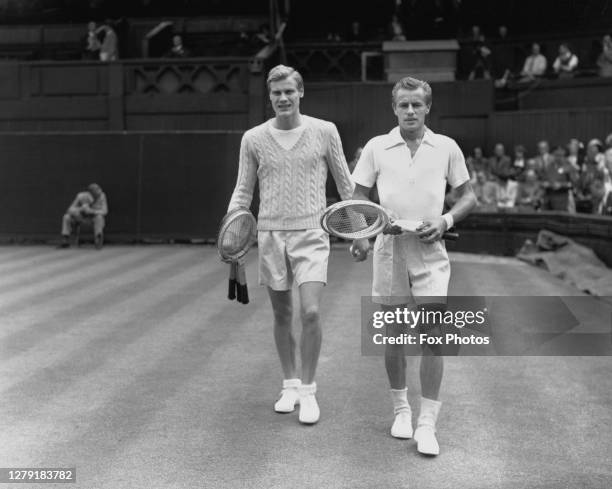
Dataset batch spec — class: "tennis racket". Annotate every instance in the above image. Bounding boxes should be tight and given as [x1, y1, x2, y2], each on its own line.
[320, 200, 459, 241]
[217, 208, 257, 304]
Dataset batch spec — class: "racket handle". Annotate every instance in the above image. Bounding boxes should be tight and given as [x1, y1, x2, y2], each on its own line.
[442, 231, 459, 241]
[237, 262, 249, 304]
[228, 262, 237, 300]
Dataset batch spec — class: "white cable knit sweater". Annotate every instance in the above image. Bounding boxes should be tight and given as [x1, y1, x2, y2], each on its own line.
[228, 115, 354, 230]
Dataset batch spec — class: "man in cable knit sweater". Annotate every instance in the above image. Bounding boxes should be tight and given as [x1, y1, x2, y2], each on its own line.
[227, 65, 353, 424]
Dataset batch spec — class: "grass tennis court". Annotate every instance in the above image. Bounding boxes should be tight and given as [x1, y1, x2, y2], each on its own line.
[1, 245, 611, 489]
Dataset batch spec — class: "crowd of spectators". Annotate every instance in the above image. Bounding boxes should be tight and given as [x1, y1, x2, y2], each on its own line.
[463, 27, 612, 85]
[446, 134, 612, 216]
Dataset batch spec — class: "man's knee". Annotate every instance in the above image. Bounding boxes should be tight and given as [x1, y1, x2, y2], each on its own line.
[93, 215, 105, 232]
[272, 303, 292, 326]
[300, 306, 320, 328]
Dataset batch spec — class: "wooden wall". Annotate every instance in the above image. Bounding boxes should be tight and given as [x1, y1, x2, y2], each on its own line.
[0, 132, 242, 240]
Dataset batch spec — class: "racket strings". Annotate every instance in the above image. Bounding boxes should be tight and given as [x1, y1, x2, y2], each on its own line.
[326, 205, 385, 238]
[220, 216, 255, 257]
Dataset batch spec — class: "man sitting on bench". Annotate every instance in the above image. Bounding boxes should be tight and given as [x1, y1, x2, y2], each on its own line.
[60, 183, 108, 249]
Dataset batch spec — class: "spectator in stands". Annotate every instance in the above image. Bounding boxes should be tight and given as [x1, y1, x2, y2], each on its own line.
[468, 35, 492, 80]
[468, 25, 482, 42]
[99, 20, 118, 61]
[83, 21, 101, 60]
[466, 146, 489, 179]
[590, 178, 612, 215]
[164, 34, 191, 58]
[584, 138, 606, 167]
[575, 140, 606, 213]
[511, 144, 527, 181]
[471, 170, 499, 212]
[605, 132, 612, 149]
[497, 25, 509, 41]
[566, 138, 584, 171]
[553, 43, 578, 78]
[519, 42, 547, 82]
[516, 169, 543, 211]
[496, 177, 518, 209]
[389, 13, 406, 41]
[597, 34, 612, 77]
[528, 140, 552, 178]
[60, 183, 108, 249]
[540, 145, 578, 212]
[346, 20, 365, 42]
[604, 146, 612, 181]
[489, 143, 513, 181]
[591, 178, 612, 215]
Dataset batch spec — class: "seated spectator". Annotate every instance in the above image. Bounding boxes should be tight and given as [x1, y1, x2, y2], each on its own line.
[519, 43, 547, 82]
[346, 20, 365, 42]
[566, 138, 584, 171]
[597, 34, 612, 77]
[466, 146, 489, 179]
[389, 13, 406, 41]
[516, 169, 543, 211]
[584, 138, 606, 167]
[496, 177, 518, 209]
[164, 34, 191, 58]
[488, 143, 513, 182]
[553, 43, 578, 78]
[528, 140, 552, 178]
[472, 170, 499, 211]
[511, 144, 527, 181]
[590, 178, 612, 215]
[468, 36, 492, 80]
[468, 25, 482, 42]
[60, 183, 108, 249]
[497, 25, 509, 41]
[540, 145, 578, 212]
[604, 146, 612, 182]
[575, 139, 607, 212]
[83, 21, 101, 60]
[99, 20, 118, 61]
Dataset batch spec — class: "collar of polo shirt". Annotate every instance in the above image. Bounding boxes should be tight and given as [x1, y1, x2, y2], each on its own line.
[384, 126, 437, 150]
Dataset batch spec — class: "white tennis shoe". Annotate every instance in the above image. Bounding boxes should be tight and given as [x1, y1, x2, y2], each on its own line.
[298, 382, 319, 424]
[414, 397, 442, 456]
[391, 410, 413, 439]
[414, 425, 439, 455]
[274, 379, 301, 413]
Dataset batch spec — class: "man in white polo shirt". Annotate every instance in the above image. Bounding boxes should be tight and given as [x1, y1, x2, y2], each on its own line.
[351, 76, 476, 455]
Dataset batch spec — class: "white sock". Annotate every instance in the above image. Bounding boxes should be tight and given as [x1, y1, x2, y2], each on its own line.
[299, 382, 317, 396]
[390, 388, 411, 415]
[282, 378, 301, 390]
[417, 396, 441, 428]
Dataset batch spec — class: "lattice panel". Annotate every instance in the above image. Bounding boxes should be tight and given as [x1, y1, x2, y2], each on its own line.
[128, 62, 248, 95]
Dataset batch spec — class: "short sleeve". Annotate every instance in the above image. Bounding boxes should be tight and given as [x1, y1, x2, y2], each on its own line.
[351, 141, 377, 188]
[447, 140, 471, 189]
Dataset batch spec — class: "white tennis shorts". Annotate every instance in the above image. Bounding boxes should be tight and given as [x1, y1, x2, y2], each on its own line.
[258, 229, 330, 291]
[372, 233, 450, 306]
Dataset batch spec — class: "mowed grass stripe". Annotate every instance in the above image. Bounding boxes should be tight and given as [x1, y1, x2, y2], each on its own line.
[0, 249, 219, 360]
[0, 247, 147, 296]
[0, 256, 262, 465]
[0, 255, 233, 413]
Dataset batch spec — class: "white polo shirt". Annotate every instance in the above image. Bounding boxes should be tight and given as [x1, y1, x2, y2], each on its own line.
[352, 126, 469, 222]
